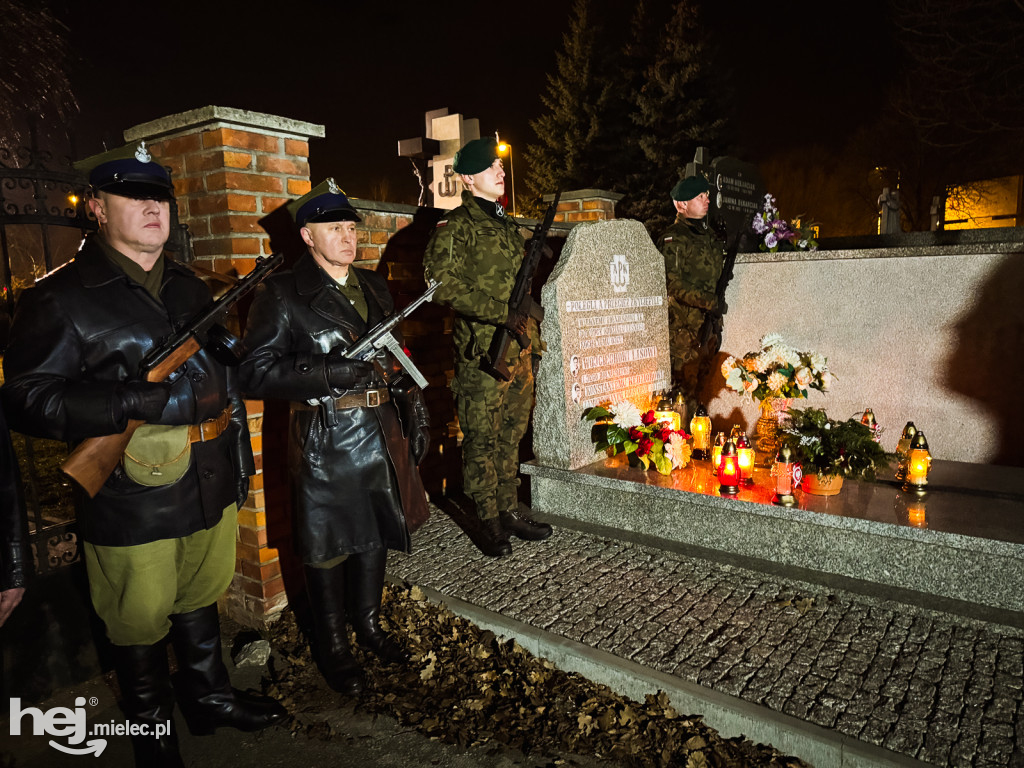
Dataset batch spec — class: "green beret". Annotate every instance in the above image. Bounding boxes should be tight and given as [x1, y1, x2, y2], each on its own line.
[452, 138, 499, 175]
[670, 175, 710, 202]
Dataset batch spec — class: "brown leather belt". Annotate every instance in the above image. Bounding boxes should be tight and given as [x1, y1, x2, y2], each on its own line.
[298, 388, 391, 411]
[188, 407, 232, 443]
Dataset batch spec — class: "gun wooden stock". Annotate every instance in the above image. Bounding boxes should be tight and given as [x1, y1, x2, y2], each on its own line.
[61, 337, 202, 498]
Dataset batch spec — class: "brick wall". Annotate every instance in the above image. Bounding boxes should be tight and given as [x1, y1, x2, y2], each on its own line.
[546, 189, 623, 224]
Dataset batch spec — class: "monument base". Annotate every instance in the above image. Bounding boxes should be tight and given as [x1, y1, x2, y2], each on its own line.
[522, 456, 1024, 620]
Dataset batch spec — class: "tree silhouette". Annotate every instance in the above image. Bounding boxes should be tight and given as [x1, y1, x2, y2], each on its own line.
[0, 0, 77, 150]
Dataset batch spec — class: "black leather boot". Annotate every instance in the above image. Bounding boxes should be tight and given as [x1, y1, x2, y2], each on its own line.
[304, 564, 365, 695]
[500, 505, 553, 541]
[347, 549, 411, 664]
[112, 641, 184, 768]
[169, 604, 287, 735]
[478, 517, 513, 557]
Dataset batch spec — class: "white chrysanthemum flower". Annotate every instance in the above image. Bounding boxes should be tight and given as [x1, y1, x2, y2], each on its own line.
[666, 432, 692, 469]
[760, 332, 785, 350]
[767, 371, 787, 392]
[721, 356, 737, 378]
[611, 400, 642, 428]
[781, 347, 801, 367]
[725, 367, 745, 392]
[754, 352, 773, 373]
[809, 353, 827, 373]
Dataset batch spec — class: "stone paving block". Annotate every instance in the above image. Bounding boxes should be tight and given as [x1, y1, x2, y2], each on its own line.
[388, 511, 1024, 767]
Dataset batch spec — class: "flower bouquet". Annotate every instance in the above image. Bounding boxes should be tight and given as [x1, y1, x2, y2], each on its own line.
[779, 407, 890, 489]
[722, 334, 831, 403]
[583, 400, 692, 475]
[722, 334, 832, 462]
[752, 193, 818, 252]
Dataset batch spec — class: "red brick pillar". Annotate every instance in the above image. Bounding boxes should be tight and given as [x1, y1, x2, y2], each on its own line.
[547, 189, 623, 224]
[124, 106, 324, 628]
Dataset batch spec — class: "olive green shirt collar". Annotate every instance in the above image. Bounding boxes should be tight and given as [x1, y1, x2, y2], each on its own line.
[96, 235, 165, 302]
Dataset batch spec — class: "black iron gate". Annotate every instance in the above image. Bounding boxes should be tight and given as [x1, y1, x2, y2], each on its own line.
[0, 130, 95, 576]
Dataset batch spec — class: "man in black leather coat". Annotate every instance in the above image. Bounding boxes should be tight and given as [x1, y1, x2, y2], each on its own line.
[1, 143, 284, 767]
[241, 178, 430, 696]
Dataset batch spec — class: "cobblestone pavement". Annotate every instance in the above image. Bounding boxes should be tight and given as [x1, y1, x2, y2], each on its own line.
[389, 511, 1024, 768]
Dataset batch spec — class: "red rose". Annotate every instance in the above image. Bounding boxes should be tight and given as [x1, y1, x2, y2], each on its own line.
[655, 428, 671, 442]
[677, 429, 691, 440]
[637, 436, 653, 456]
[628, 427, 643, 441]
[641, 410, 656, 426]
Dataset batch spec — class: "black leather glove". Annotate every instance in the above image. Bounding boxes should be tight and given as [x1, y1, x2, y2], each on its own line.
[118, 381, 171, 422]
[504, 307, 529, 337]
[236, 474, 250, 508]
[325, 353, 375, 391]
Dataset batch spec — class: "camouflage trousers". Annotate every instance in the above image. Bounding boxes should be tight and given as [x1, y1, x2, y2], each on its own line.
[453, 352, 534, 521]
[669, 303, 707, 406]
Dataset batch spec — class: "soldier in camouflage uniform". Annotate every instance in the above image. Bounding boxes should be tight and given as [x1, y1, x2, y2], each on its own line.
[423, 137, 552, 558]
[656, 175, 725, 408]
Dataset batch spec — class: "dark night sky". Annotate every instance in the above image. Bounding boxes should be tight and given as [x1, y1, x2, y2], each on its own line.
[54, 0, 893, 203]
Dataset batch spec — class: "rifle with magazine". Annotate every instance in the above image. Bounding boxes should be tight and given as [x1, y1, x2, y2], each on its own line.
[61, 252, 285, 497]
[480, 191, 561, 382]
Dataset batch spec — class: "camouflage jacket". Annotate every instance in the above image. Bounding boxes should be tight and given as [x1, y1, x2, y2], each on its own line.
[657, 216, 725, 314]
[423, 191, 541, 365]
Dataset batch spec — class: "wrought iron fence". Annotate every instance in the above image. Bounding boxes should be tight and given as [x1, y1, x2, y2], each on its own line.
[1, 130, 95, 574]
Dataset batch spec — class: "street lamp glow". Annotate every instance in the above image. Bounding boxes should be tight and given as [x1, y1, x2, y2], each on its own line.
[494, 137, 515, 217]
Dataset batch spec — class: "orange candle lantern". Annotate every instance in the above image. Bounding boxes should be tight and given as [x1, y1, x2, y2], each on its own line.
[903, 432, 932, 495]
[690, 404, 711, 460]
[894, 421, 917, 481]
[771, 445, 797, 506]
[711, 432, 726, 470]
[736, 433, 755, 485]
[654, 395, 681, 431]
[717, 440, 740, 496]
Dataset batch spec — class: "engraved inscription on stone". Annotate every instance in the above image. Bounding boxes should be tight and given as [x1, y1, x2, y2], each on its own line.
[533, 220, 670, 471]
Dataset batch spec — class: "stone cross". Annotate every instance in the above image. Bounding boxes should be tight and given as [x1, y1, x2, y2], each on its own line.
[397, 108, 479, 211]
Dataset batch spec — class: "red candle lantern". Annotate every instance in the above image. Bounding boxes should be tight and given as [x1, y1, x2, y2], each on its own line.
[717, 440, 740, 496]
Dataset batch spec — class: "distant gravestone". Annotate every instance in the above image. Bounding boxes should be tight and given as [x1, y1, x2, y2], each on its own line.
[533, 220, 671, 470]
[685, 147, 764, 249]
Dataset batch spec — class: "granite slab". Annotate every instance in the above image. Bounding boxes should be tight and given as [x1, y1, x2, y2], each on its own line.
[522, 456, 1024, 613]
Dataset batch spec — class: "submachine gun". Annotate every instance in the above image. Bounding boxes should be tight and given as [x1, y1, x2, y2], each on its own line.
[480, 191, 561, 382]
[61, 252, 285, 497]
[316, 280, 441, 428]
[341, 279, 440, 389]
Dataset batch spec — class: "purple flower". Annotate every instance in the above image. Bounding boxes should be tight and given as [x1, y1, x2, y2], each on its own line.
[752, 214, 768, 234]
[765, 231, 778, 249]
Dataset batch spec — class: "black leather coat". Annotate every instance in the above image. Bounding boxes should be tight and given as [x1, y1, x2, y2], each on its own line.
[0, 406, 30, 591]
[240, 255, 428, 564]
[1, 235, 254, 547]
